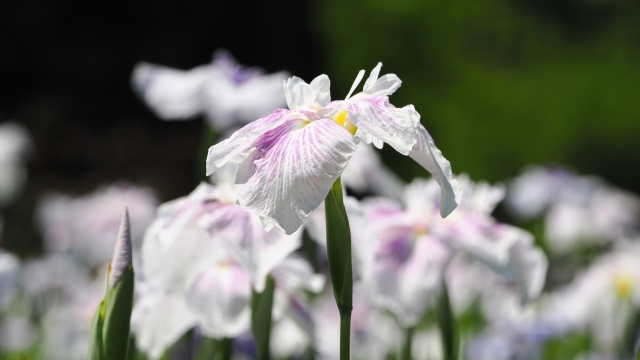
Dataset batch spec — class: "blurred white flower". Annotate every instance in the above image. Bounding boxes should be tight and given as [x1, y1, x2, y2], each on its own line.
[541, 240, 640, 353]
[37, 183, 159, 267]
[352, 176, 547, 327]
[505, 165, 639, 254]
[133, 178, 320, 357]
[0, 122, 31, 206]
[132, 49, 289, 132]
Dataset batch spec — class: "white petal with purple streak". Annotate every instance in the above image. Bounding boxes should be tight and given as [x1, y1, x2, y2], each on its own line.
[206, 109, 293, 175]
[345, 97, 420, 155]
[235, 118, 358, 234]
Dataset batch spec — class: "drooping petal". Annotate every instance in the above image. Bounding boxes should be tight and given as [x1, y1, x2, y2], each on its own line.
[283, 75, 330, 111]
[409, 125, 462, 217]
[206, 109, 293, 175]
[346, 97, 420, 155]
[235, 118, 358, 234]
[131, 62, 210, 120]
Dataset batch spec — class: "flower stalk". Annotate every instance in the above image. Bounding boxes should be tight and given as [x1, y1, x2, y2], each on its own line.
[251, 275, 276, 360]
[437, 278, 458, 360]
[324, 177, 353, 360]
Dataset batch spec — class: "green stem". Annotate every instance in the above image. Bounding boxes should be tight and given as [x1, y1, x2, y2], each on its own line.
[340, 308, 352, 360]
[401, 326, 414, 360]
[324, 177, 353, 360]
[437, 278, 458, 360]
[252, 276, 276, 360]
[213, 338, 232, 360]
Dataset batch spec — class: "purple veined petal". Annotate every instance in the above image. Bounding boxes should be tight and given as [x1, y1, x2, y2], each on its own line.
[206, 109, 293, 175]
[235, 117, 359, 234]
[361, 63, 402, 97]
[283, 75, 330, 111]
[185, 265, 252, 338]
[409, 125, 462, 217]
[131, 62, 211, 120]
[347, 97, 419, 155]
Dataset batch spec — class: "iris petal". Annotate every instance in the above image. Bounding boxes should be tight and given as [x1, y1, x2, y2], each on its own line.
[347, 97, 419, 155]
[409, 125, 463, 217]
[235, 118, 358, 234]
[206, 109, 293, 175]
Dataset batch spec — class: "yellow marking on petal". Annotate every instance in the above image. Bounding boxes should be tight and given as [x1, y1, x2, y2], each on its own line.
[218, 258, 234, 269]
[613, 273, 634, 300]
[415, 224, 429, 237]
[333, 109, 358, 135]
[335, 110, 348, 127]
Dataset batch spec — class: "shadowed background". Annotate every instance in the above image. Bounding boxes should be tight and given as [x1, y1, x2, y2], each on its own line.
[1, 0, 639, 254]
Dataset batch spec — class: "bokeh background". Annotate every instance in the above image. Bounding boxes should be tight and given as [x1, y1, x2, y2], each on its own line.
[1, 0, 639, 256]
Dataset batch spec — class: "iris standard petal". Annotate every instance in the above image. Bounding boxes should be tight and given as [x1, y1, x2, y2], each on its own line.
[361, 62, 402, 97]
[284, 75, 331, 110]
[206, 109, 293, 175]
[347, 97, 419, 155]
[409, 125, 463, 217]
[235, 118, 358, 234]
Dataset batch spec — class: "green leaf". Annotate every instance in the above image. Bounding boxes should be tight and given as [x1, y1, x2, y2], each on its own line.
[324, 177, 353, 360]
[102, 266, 135, 360]
[324, 177, 353, 310]
[252, 276, 276, 360]
[88, 298, 106, 360]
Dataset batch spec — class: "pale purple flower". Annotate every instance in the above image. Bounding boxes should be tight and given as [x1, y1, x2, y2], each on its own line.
[135, 179, 319, 352]
[206, 62, 461, 235]
[141, 181, 301, 293]
[352, 176, 546, 326]
[132, 49, 289, 131]
[0, 121, 31, 206]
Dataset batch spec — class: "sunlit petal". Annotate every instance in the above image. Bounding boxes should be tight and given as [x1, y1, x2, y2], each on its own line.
[235, 118, 358, 234]
[409, 125, 462, 217]
[206, 109, 293, 175]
